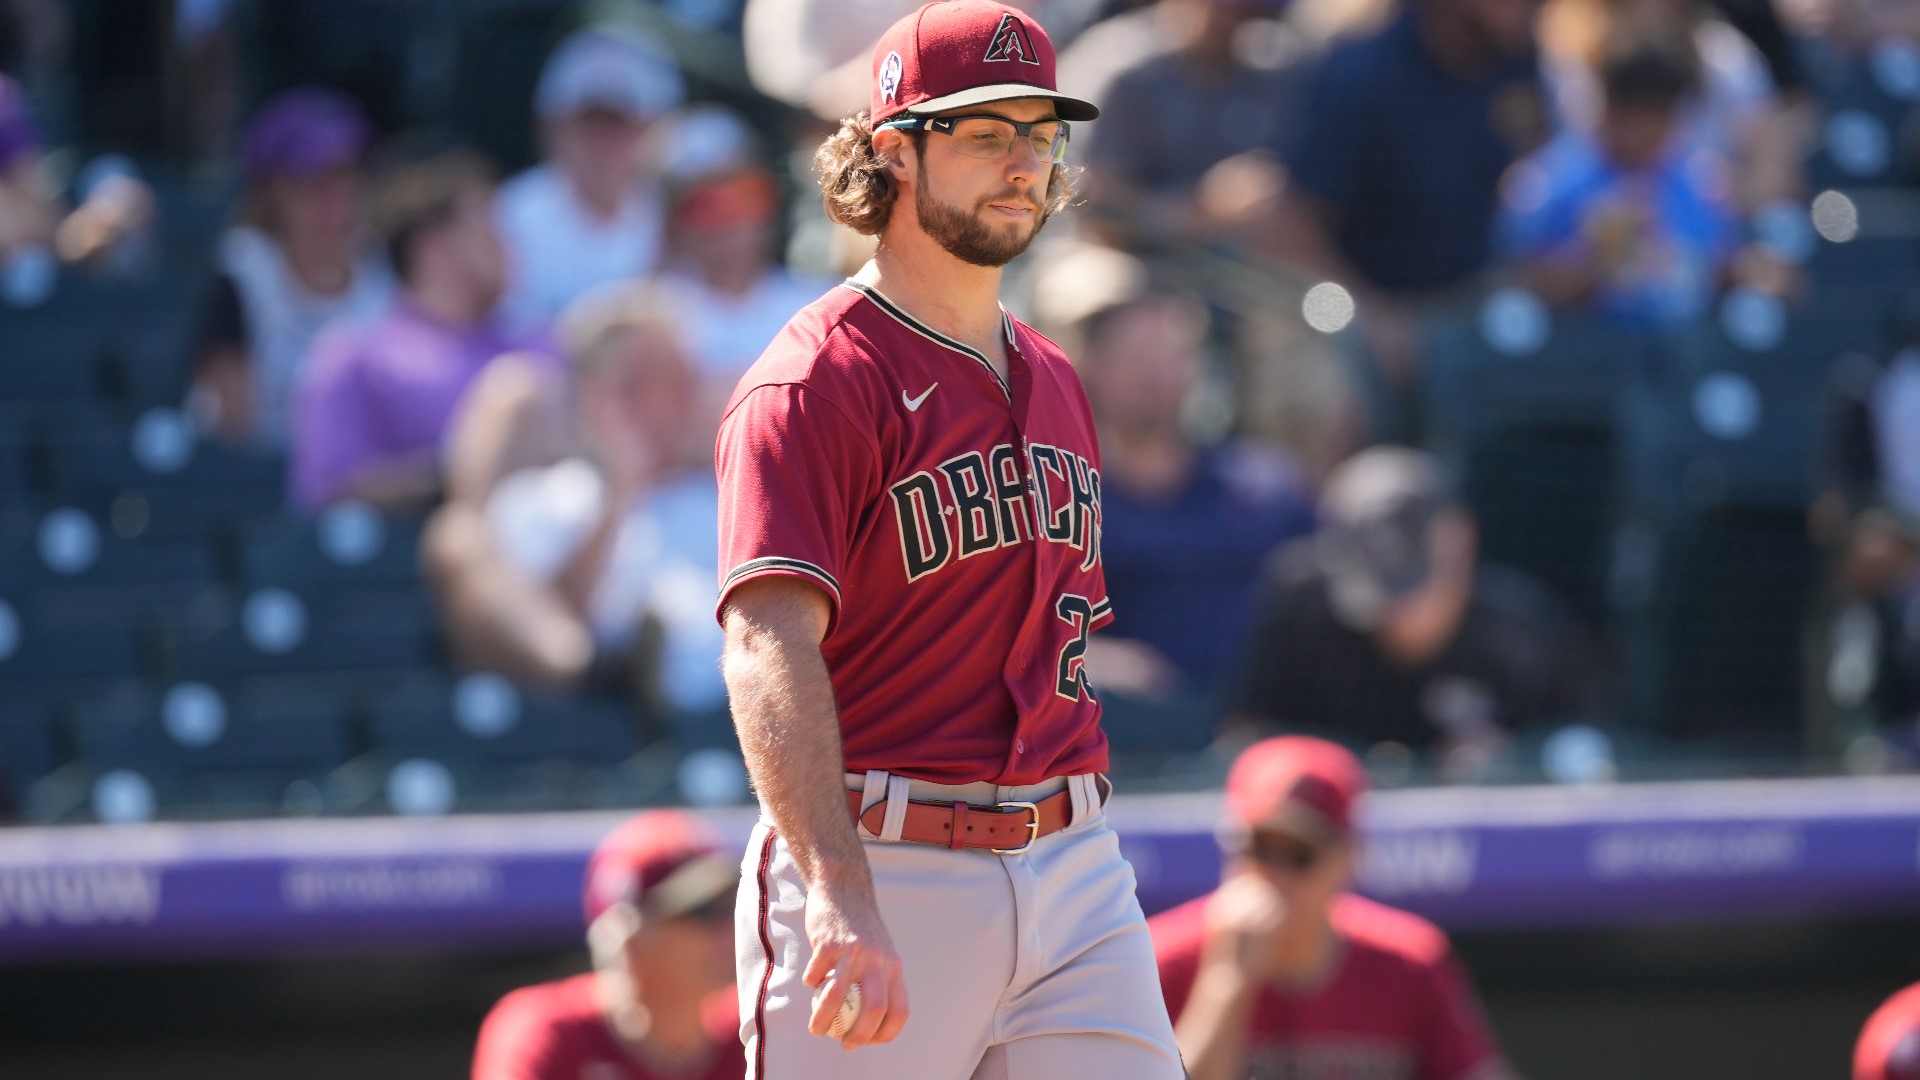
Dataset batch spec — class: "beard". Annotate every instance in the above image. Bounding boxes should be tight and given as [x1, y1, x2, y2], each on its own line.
[914, 160, 1052, 268]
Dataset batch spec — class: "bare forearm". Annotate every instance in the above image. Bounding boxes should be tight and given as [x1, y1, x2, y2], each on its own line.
[723, 603, 872, 902]
[1176, 962, 1263, 1080]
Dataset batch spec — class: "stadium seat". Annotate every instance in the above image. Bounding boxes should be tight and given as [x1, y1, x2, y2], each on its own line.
[0, 323, 110, 401]
[0, 513, 222, 643]
[1422, 312, 1652, 622]
[157, 585, 435, 680]
[238, 512, 427, 587]
[67, 679, 355, 817]
[1622, 312, 1848, 519]
[364, 674, 641, 810]
[1617, 505, 1818, 746]
[45, 414, 286, 524]
[0, 426, 28, 515]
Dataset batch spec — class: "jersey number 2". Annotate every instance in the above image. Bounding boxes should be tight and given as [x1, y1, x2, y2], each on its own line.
[1054, 594, 1096, 702]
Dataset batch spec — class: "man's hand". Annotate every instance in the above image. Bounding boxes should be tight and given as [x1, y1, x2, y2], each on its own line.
[803, 887, 910, 1049]
[1199, 872, 1289, 984]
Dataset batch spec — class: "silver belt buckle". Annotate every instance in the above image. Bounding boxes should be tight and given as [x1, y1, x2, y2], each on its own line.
[991, 800, 1041, 855]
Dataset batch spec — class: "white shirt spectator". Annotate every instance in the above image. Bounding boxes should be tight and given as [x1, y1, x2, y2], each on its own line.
[216, 225, 390, 444]
[485, 458, 725, 712]
[494, 165, 666, 338]
[657, 268, 830, 389]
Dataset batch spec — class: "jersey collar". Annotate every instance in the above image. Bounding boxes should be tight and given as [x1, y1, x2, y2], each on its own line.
[841, 279, 1018, 398]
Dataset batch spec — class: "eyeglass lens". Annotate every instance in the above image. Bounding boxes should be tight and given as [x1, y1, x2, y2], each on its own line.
[948, 117, 1068, 163]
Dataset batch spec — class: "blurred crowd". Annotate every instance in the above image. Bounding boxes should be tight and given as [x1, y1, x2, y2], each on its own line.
[8, 0, 1920, 805]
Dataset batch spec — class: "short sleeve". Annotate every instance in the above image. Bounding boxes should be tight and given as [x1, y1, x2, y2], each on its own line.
[470, 990, 560, 1080]
[1419, 949, 1502, 1080]
[714, 382, 878, 632]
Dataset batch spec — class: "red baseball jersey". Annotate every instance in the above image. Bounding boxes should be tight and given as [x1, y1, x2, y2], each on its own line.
[1152, 892, 1501, 1080]
[715, 281, 1112, 786]
[472, 973, 745, 1080]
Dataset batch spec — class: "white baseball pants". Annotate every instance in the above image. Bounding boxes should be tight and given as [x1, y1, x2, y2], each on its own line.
[734, 770, 1185, 1079]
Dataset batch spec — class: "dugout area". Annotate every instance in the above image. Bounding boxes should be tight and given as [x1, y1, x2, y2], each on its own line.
[0, 912, 1911, 1080]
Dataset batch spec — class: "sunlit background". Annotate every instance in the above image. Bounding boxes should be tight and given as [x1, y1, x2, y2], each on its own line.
[3, 0, 1920, 1076]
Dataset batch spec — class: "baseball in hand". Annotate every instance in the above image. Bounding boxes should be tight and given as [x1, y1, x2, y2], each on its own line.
[824, 981, 861, 1039]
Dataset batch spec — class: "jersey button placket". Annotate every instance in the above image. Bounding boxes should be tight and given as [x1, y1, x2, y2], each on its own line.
[1007, 341, 1041, 776]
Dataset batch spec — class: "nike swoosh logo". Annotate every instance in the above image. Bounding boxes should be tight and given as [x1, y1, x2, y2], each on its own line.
[903, 383, 938, 412]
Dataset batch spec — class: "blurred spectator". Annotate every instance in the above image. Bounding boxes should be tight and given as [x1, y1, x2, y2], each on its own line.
[190, 87, 390, 445]
[0, 72, 153, 306]
[495, 27, 685, 337]
[1084, 0, 1316, 251]
[425, 283, 725, 718]
[1811, 344, 1920, 747]
[1539, 0, 1798, 212]
[291, 148, 536, 514]
[1073, 283, 1316, 698]
[743, 0, 914, 120]
[1227, 447, 1599, 777]
[651, 105, 831, 410]
[1265, 0, 1550, 378]
[1857, 982, 1920, 1080]
[0, 71, 54, 265]
[1153, 736, 1514, 1080]
[1500, 27, 1744, 325]
[473, 810, 743, 1080]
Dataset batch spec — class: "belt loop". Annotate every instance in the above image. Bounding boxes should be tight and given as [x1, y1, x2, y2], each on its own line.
[856, 770, 889, 839]
[881, 774, 912, 841]
[1066, 773, 1092, 825]
[949, 801, 969, 850]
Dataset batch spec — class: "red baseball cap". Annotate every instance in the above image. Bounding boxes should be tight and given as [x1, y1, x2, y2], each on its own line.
[582, 809, 738, 925]
[1224, 736, 1369, 845]
[1858, 984, 1920, 1080]
[869, 1, 1099, 125]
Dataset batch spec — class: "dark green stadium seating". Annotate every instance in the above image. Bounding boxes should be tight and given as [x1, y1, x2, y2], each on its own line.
[1422, 314, 1653, 623]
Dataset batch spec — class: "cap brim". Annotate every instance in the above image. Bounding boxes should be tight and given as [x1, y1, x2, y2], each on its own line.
[909, 84, 1099, 122]
[639, 851, 740, 920]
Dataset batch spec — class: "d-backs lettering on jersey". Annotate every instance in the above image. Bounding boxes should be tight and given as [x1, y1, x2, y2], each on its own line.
[715, 281, 1113, 786]
[889, 440, 1101, 582]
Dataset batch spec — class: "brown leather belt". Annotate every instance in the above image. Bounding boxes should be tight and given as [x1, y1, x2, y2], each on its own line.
[845, 788, 1074, 854]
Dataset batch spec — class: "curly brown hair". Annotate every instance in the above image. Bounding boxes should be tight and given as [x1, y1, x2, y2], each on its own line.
[813, 110, 1079, 237]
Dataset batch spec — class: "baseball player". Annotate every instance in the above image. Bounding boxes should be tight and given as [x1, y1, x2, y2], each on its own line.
[713, 2, 1184, 1077]
[1857, 983, 1920, 1080]
[1152, 737, 1514, 1080]
[472, 810, 744, 1080]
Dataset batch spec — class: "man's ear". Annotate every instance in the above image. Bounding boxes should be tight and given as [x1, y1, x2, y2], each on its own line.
[872, 127, 915, 184]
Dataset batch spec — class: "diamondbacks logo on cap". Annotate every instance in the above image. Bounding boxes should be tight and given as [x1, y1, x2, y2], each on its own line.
[982, 12, 1041, 65]
[878, 50, 903, 103]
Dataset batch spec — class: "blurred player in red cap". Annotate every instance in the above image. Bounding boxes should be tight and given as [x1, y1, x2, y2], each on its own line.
[1151, 736, 1517, 1080]
[1857, 983, 1920, 1080]
[473, 809, 744, 1080]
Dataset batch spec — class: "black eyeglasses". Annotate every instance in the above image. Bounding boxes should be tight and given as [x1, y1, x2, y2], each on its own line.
[677, 893, 734, 924]
[877, 113, 1071, 164]
[1238, 831, 1328, 873]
